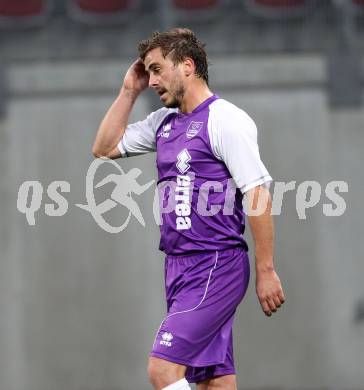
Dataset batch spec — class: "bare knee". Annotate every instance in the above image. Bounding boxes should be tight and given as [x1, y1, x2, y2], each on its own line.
[197, 374, 237, 390]
[148, 357, 186, 389]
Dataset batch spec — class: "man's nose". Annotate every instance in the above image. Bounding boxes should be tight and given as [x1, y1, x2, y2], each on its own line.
[149, 74, 158, 88]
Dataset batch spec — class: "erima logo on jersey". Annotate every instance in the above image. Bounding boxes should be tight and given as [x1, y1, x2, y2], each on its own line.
[176, 148, 191, 174]
[160, 332, 173, 347]
[175, 174, 192, 231]
[186, 121, 203, 139]
[158, 123, 171, 138]
[175, 150, 192, 230]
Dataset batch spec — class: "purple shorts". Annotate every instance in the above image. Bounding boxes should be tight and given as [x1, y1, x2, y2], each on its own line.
[150, 246, 250, 384]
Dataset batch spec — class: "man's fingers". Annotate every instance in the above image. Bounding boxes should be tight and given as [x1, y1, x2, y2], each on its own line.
[273, 295, 282, 308]
[260, 292, 286, 316]
[278, 290, 286, 304]
[260, 300, 272, 317]
[267, 298, 277, 312]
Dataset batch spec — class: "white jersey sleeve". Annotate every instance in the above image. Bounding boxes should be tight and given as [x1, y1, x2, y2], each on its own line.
[117, 107, 174, 157]
[208, 99, 272, 194]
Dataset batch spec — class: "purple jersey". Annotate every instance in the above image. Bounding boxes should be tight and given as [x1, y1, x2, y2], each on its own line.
[156, 95, 246, 255]
[118, 94, 272, 256]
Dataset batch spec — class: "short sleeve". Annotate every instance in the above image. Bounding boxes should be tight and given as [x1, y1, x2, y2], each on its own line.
[208, 100, 272, 194]
[117, 107, 174, 158]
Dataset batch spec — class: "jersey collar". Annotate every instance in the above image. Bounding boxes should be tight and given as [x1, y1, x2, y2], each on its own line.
[177, 94, 219, 117]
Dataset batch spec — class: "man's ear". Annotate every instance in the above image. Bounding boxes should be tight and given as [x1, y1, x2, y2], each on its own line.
[183, 57, 195, 77]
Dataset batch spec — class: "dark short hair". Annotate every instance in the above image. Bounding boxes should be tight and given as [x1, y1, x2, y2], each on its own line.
[138, 28, 209, 84]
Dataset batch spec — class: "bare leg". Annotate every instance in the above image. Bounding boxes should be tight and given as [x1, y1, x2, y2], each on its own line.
[148, 356, 188, 390]
[196, 374, 237, 390]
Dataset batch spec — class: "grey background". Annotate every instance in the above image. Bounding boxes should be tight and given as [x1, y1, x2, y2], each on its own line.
[0, 1, 363, 389]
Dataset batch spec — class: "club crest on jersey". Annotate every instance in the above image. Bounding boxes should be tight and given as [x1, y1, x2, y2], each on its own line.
[176, 148, 191, 174]
[186, 121, 203, 139]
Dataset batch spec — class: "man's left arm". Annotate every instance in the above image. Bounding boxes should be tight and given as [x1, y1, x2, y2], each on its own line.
[245, 185, 285, 317]
[207, 104, 286, 316]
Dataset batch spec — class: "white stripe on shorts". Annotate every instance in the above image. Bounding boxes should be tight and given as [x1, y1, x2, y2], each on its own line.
[152, 251, 219, 348]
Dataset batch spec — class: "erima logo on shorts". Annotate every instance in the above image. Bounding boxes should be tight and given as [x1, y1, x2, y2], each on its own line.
[160, 332, 173, 347]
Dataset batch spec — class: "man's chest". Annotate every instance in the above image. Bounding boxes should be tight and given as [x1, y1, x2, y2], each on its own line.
[156, 113, 213, 177]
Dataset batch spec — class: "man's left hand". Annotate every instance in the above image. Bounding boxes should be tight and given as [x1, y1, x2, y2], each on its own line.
[256, 268, 285, 317]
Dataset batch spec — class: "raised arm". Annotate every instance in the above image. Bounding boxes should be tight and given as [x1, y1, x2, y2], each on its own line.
[92, 59, 149, 159]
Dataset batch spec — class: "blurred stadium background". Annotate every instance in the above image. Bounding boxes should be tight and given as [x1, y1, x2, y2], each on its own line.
[0, 1, 363, 389]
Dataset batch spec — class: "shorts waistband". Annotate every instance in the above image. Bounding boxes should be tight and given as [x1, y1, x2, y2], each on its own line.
[165, 245, 246, 261]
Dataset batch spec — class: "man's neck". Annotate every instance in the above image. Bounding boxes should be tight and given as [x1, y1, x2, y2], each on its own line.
[179, 83, 213, 113]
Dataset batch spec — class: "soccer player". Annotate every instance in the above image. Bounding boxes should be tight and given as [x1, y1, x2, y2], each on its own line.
[92, 28, 285, 390]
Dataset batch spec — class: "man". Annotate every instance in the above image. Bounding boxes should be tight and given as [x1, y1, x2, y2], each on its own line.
[92, 28, 285, 390]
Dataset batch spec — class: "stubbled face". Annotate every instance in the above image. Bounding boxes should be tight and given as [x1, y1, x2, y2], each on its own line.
[143, 48, 186, 109]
